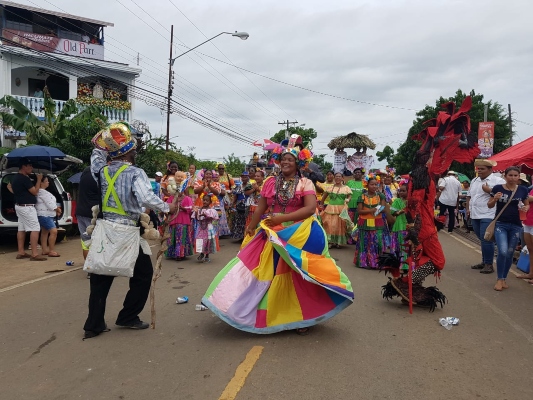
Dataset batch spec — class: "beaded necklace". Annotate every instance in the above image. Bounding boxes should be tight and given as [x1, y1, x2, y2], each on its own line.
[272, 174, 299, 213]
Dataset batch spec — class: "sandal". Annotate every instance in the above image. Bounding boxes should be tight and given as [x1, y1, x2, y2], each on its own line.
[47, 252, 60, 257]
[16, 253, 32, 259]
[295, 328, 310, 336]
[197, 254, 205, 262]
[30, 255, 47, 261]
[204, 257, 211, 263]
[516, 274, 533, 279]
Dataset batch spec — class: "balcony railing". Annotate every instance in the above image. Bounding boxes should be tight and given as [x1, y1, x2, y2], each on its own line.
[10, 95, 130, 122]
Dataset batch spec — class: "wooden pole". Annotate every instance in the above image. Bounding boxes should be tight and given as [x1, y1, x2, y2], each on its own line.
[508, 104, 513, 147]
[165, 25, 174, 152]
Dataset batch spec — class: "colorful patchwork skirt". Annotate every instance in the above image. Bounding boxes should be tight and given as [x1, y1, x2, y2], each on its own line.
[353, 227, 387, 269]
[165, 224, 193, 259]
[202, 216, 354, 334]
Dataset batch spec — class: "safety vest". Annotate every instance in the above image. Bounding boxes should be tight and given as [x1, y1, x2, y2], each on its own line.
[102, 165, 129, 216]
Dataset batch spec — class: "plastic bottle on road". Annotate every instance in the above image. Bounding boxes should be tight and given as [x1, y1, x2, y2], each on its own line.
[439, 318, 453, 330]
[195, 304, 208, 311]
[176, 296, 188, 304]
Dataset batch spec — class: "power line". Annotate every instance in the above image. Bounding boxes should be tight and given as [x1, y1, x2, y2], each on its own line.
[31, 0, 270, 138]
[37, 0, 418, 113]
[121, 0, 285, 122]
[1, 38, 259, 147]
[0, 7, 266, 144]
[166, 0, 294, 120]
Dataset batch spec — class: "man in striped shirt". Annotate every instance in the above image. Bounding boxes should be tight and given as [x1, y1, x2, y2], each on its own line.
[83, 123, 177, 339]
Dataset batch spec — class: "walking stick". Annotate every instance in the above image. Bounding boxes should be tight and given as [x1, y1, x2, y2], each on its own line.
[150, 200, 179, 329]
[408, 261, 414, 315]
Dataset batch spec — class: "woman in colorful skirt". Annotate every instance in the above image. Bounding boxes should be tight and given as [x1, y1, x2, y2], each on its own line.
[165, 190, 193, 261]
[202, 135, 354, 335]
[231, 171, 253, 240]
[246, 170, 265, 228]
[213, 172, 231, 237]
[192, 195, 219, 263]
[354, 177, 387, 269]
[389, 183, 409, 272]
[320, 172, 352, 248]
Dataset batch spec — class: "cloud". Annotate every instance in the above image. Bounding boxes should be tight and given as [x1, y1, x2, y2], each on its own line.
[16, 0, 533, 163]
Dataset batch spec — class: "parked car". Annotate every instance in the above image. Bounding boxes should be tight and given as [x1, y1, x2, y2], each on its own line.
[0, 154, 81, 236]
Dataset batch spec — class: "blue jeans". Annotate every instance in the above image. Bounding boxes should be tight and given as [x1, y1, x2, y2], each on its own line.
[471, 218, 495, 265]
[494, 222, 522, 279]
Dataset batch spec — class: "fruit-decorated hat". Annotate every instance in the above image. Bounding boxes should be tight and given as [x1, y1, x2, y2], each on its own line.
[92, 122, 137, 159]
[270, 134, 313, 168]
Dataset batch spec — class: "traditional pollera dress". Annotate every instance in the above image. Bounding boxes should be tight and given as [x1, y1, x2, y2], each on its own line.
[390, 197, 408, 271]
[231, 183, 251, 240]
[320, 185, 352, 245]
[353, 192, 387, 269]
[202, 175, 354, 334]
[216, 183, 231, 237]
[192, 207, 219, 255]
[165, 195, 194, 259]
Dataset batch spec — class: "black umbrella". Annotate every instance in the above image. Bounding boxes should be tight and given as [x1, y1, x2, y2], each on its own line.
[4, 145, 69, 172]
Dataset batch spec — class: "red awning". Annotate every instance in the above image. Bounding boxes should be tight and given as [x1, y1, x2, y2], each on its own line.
[488, 136, 533, 174]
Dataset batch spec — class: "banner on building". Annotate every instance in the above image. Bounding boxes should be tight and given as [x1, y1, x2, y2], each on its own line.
[2, 29, 104, 60]
[478, 122, 495, 158]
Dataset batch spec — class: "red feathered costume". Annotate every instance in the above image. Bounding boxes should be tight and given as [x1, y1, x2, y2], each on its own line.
[381, 96, 479, 311]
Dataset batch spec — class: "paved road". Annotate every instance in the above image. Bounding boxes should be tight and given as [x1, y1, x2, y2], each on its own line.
[1, 232, 532, 400]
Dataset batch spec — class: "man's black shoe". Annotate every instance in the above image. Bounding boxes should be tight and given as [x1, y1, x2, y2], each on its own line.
[470, 263, 484, 270]
[83, 326, 110, 340]
[116, 320, 149, 330]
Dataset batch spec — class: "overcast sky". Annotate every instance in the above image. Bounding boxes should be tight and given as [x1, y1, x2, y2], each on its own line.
[17, 0, 533, 165]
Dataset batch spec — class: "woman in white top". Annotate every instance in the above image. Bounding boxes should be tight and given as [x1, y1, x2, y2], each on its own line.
[35, 177, 61, 257]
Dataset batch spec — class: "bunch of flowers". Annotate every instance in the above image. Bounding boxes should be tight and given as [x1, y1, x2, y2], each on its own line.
[76, 97, 132, 110]
[298, 148, 313, 168]
[269, 146, 284, 164]
[386, 166, 396, 176]
[77, 83, 92, 97]
[104, 88, 121, 100]
[363, 172, 380, 188]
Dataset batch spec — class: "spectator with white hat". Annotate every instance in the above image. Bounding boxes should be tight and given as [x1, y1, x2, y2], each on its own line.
[437, 170, 462, 233]
[466, 159, 505, 274]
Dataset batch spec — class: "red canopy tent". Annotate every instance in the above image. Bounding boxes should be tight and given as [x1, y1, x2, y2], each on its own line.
[488, 136, 533, 174]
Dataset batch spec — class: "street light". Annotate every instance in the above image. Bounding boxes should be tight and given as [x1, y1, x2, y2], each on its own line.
[165, 27, 249, 150]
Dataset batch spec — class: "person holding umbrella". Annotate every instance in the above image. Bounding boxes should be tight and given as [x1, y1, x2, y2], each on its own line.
[8, 158, 46, 261]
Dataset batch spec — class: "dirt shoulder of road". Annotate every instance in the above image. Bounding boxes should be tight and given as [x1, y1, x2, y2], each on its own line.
[0, 237, 83, 290]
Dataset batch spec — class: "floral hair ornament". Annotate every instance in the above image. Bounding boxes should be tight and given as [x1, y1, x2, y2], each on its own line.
[386, 166, 396, 177]
[270, 134, 313, 168]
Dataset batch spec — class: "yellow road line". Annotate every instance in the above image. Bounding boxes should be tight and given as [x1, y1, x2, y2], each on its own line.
[219, 345, 264, 400]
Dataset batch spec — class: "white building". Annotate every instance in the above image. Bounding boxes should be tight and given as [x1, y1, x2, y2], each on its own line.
[0, 1, 141, 148]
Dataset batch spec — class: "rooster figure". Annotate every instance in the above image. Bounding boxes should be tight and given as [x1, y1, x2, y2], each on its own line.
[380, 96, 478, 311]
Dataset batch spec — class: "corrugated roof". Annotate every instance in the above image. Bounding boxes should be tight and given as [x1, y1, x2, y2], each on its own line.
[0, 1, 114, 27]
[1, 45, 141, 76]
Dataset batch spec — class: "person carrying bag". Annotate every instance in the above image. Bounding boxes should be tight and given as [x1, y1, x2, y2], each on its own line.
[484, 188, 516, 242]
[82, 122, 177, 340]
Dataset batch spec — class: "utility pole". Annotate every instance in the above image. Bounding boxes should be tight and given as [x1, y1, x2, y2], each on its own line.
[278, 120, 298, 140]
[166, 25, 174, 151]
[508, 104, 513, 146]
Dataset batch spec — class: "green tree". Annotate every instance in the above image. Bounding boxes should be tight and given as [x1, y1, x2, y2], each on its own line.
[376, 145, 395, 166]
[313, 154, 333, 173]
[222, 153, 247, 176]
[0, 89, 103, 146]
[392, 89, 511, 177]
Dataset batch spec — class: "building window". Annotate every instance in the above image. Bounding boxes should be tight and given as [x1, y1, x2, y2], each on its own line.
[5, 21, 33, 32]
